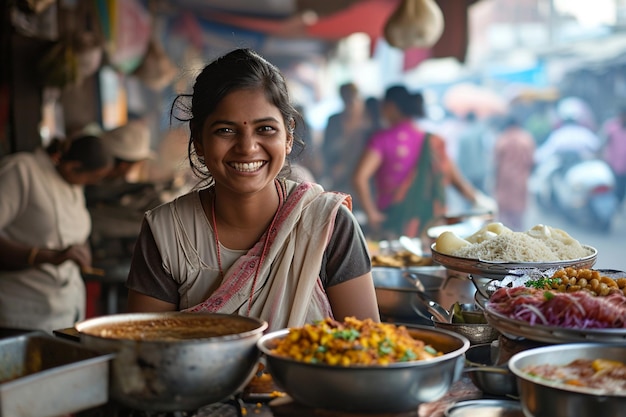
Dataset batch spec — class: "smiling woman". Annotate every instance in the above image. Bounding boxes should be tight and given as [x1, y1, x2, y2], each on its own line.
[125, 48, 381, 331]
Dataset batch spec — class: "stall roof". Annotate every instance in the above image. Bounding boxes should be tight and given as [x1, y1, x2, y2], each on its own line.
[169, 0, 481, 67]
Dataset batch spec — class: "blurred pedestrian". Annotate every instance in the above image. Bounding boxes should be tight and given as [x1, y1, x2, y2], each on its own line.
[534, 98, 601, 165]
[494, 117, 535, 231]
[322, 82, 373, 201]
[456, 111, 492, 194]
[0, 135, 113, 332]
[363, 96, 383, 140]
[352, 85, 484, 239]
[600, 103, 626, 208]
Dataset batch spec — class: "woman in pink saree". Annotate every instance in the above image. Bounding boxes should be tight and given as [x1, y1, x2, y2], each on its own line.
[125, 49, 380, 330]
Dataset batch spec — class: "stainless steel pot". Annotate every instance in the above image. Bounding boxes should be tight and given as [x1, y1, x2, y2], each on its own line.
[508, 343, 626, 417]
[258, 324, 470, 413]
[372, 266, 476, 320]
[75, 312, 268, 412]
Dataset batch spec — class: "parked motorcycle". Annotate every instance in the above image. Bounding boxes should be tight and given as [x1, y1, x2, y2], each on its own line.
[531, 151, 618, 232]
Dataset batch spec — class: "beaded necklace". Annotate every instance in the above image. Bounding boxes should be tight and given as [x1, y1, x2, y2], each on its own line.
[210, 180, 285, 316]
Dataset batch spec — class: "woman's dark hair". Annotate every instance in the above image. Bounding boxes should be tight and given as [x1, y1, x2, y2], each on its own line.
[171, 48, 304, 183]
[384, 85, 424, 118]
[58, 135, 113, 171]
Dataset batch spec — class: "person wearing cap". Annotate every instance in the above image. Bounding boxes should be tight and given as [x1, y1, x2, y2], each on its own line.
[85, 119, 163, 308]
[85, 118, 158, 210]
[101, 118, 154, 181]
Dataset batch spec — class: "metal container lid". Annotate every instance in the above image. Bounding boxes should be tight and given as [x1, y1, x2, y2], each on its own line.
[445, 399, 523, 417]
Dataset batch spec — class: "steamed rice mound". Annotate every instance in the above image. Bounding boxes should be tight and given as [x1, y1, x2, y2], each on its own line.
[450, 224, 593, 262]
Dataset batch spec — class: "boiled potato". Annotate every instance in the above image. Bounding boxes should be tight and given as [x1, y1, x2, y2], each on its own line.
[435, 231, 471, 255]
[465, 222, 512, 244]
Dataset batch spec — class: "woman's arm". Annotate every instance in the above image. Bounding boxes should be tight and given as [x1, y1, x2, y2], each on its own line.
[127, 289, 177, 312]
[126, 218, 180, 311]
[326, 273, 380, 322]
[448, 160, 477, 203]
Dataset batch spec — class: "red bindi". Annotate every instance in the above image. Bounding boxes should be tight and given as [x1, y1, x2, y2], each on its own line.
[243, 121, 247, 125]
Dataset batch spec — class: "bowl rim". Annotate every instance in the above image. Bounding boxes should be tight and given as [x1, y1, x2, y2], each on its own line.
[75, 312, 269, 344]
[430, 244, 598, 279]
[257, 324, 470, 369]
[508, 342, 626, 397]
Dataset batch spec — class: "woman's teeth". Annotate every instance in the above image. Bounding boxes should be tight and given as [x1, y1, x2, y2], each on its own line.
[231, 161, 264, 172]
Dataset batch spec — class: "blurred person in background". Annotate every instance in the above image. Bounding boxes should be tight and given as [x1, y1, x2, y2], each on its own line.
[363, 96, 383, 141]
[289, 104, 318, 184]
[456, 111, 492, 194]
[322, 82, 373, 204]
[600, 103, 626, 209]
[85, 118, 162, 275]
[352, 85, 490, 240]
[534, 98, 601, 166]
[493, 116, 535, 231]
[0, 135, 113, 332]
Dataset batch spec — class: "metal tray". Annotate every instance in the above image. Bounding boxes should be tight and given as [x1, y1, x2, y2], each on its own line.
[483, 304, 626, 344]
[0, 332, 114, 417]
[430, 244, 597, 280]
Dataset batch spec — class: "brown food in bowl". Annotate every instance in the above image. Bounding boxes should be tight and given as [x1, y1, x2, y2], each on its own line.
[80, 315, 259, 341]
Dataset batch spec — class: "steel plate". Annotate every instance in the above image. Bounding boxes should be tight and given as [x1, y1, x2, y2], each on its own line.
[483, 303, 626, 344]
[430, 244, 597, 280]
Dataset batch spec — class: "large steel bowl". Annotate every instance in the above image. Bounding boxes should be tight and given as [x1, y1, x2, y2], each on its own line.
[431, 244, 598, 280]
[508, 343, 626, 417]
[372, 266, 476, 320]
[257, 324, 470, 413]
[75, 312, 268, 412]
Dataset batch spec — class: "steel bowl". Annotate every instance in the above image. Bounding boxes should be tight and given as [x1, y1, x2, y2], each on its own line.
[431, 304, 500, 345]
[75, 312, 268, 412]
[508, 343, 626, 417]
[372, 266, 476, 320]
[464, 343, 517, 397]
[430, 244, 598, 280]
[257, 324, 470, 413]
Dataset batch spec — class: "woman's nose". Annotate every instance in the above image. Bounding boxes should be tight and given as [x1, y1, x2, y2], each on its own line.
[235, 129, 257, 152]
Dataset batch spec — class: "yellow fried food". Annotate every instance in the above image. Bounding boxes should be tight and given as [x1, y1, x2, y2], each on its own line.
[271, 317, 442, 366]
[527, 268, 626, 296]
[371, 250, 432, 267]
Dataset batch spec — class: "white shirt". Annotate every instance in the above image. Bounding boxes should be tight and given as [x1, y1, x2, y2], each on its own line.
[0, 149, 88, 332]
[534, 124, 601, 165]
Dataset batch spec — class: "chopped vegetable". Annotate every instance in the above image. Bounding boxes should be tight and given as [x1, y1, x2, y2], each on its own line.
[525, 277, 561, 289]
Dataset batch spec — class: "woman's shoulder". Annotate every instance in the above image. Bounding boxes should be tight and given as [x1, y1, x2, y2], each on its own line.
[146, 189, 202, 219]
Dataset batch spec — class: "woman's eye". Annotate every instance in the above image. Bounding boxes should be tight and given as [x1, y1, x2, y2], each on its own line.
[258, 125, 277, 134]
[215, 127, 235, 134]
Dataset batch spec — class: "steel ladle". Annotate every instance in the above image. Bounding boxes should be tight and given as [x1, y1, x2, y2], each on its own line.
[403, 272, 451, 322]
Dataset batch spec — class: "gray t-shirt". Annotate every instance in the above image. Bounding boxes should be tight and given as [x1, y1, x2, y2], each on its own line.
[127, 204, 371, 305]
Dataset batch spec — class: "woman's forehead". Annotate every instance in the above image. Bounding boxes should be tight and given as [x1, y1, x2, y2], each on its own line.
[210, 89, 282, 121]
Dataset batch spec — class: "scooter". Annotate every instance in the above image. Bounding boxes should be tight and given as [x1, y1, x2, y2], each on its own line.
[531, 151, 618, 232]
